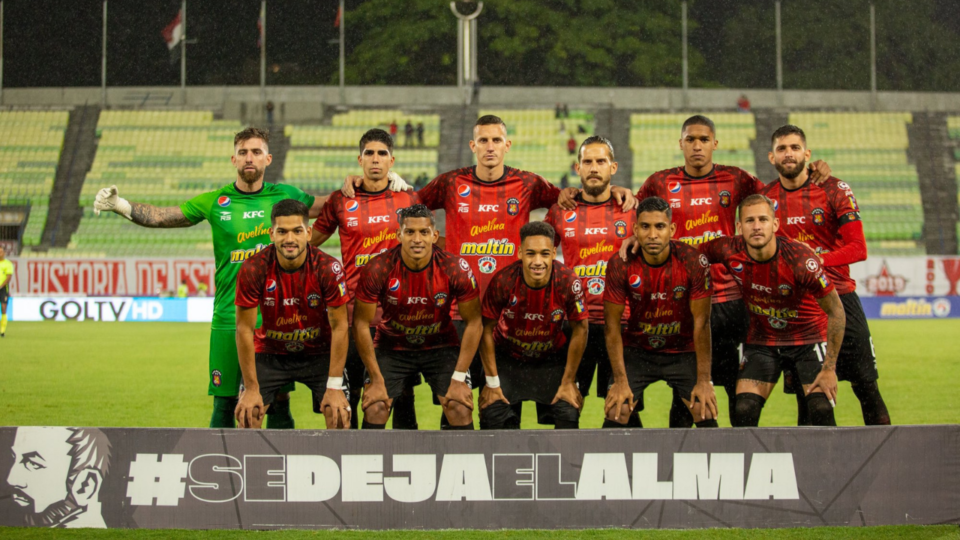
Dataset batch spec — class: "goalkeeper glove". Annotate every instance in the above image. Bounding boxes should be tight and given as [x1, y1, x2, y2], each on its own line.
[93, 185, 133, 221]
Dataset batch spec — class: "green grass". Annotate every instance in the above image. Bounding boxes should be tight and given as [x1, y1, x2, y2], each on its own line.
[0, 525, 957, 539]
[0, 320, 958, 428]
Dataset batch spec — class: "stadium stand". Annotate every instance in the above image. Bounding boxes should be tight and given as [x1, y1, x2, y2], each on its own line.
[0, 110, 70, 249]
[947, 115, 960, 245]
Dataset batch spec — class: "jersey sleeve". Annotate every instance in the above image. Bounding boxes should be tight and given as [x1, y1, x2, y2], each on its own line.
[636, 174, 658, 200]
[792, 245, 835, 299]
[531, 175, 561, 210]
[449, 260, 480, 303]
[543, 204, 562, 247]
[739, 169, 766, 197]
[280, 184, 316, 209]
[417, 172, 449, 211]
[686, 250, 712, 300]
[355, 259, 387, 304]
[312, 193, 341, 235]
[0, 261, 12, 279]
[480, 270, 510, 319]
[319, 257, 351, 308]
[698, 236, 734, 265]
[826, 177, 862, 225]
[235, 258, 264, 308]
[559, 267, 588, 322]
[602, 254, 629, 306]
[179, 191, 215, 225]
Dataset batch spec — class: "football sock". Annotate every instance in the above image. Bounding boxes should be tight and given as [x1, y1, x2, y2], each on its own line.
[0, 314, 7, 334]
[361, 419, 386, 429]
[210, 396, 238, 428]
[852, 381, 891, 425]
[806, 393, 837, 426]
[695, 419, 719, 428]
[794, 387, 811, 426]
[732, 394, 765, 427]
[669, 390, 694, 428]
[349, 387, 362, 430]
[391, 390, 419, 430]
[723, 383, 738, 421]
[441, 422, 474, 430]
[266, 398, 295, 430]
[625, 412, 643, 428]
[602, 418, 633, 429]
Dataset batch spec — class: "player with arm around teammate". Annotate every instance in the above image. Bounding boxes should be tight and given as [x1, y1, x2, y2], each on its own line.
[234, 199, 352, 429]
[604, 197, 718, 428]
[478, 221, 589, 430]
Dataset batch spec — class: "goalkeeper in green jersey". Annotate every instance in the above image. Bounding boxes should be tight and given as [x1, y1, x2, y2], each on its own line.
[94, 127, 409, 428]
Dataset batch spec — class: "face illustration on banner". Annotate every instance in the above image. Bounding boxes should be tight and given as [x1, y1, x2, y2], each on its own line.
[6, 427, 112, 528]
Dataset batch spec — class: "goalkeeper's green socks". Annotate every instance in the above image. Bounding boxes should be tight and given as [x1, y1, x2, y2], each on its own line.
[210, 396, 238, 428]
[0, 314, 7, 336]
[266, 398, 295, 429]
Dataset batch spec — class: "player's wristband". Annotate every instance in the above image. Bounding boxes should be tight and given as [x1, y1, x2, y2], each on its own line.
[485, 375, 501, 388]
[451, 371, 468, 382]
[326, 377, 344, 390]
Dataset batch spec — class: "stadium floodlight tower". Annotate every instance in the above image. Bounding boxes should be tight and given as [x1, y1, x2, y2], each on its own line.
[450, 1, 482, 102]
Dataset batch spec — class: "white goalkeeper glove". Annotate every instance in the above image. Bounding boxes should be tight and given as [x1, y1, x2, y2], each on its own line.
[93, 185, 133, 220]
[387, 171, 412, 192]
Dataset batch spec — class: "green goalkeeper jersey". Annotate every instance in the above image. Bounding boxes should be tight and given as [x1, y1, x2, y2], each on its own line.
[180, 182, 315, 330]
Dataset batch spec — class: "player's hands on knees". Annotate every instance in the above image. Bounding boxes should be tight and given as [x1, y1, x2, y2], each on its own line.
[235, 389, 266, 429]
[361, 380, 389, 411]
[604, 381, 634, 422]
[552, 382, 583, 410]
[690, 381, 719, 421]
[340, 175, 364, 197]
[321, 389, 351, 429]
[445, 380, 474, 410]
[557, 187, 580, 210]
[808, 160, 832, 185]
[806, 368, 838, 406]
[479, 386, 509, 409]
[618, 236, 640, 261]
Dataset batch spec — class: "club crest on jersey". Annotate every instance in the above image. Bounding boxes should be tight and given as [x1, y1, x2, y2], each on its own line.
[407, 335, 426, 345]
[434, 293, 448, 308]
[806, 258, 820, 272]
[266, 279, 277, 293]
[307, 293, 322, 308]
[388, 278, 401, 292]
[648, 336, 666, 349]
[285, 341, 305, 353]
[673, 286, 686, 300]
[218, 196, 231, 207]
[768, 317, 788, 330]
[212, 369, 222, 387]
[614, 220, 628, 238]
[629, 275, 642, 289]
[668, 181, 681, 194]
[551, 308, 565, 322]
[346, 200, 360, 213]
[458, 184, 471, 197]
[478, 256, 497, 274]
[564, 211, 577, 223]
[731, 262, 744, 273]
[779, 284, 792, 296]
[506, 198, 520, 216]
[772, 200, 779, 211]
[509, 295, 518, 306]
[811, 208, 825, 225]
[587, 277, 605, 295]
[719, 190, 732, 208]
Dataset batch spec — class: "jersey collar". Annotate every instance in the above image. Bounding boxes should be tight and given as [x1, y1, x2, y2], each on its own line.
[233, 181, 266, 196]
[682, 165, 716, 181]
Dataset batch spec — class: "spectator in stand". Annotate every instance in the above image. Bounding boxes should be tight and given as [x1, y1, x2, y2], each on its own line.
[737, 94, 751, 113]
[404, 121, 415, 148]
[567, 136, 577, 155]
[265, 101, 275, 126]
[416, 122, 425, 147]
[555, 103, 562, 119]
[389, 120, 398, 142]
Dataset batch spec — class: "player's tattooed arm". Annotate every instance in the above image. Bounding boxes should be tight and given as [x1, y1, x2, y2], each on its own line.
[553, 318, 587, 410]
[129, 203, 193, 228]
[689, 297, 718, 421]
[603, 300, 635, 423]
[479, 317, 509, 410]
[235, 306, 266, 428]
[808, 290, 845, 405]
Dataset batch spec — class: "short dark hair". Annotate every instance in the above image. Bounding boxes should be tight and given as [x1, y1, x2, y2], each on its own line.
[577, 136, 616, 162]
[636, 196, 672, 220]
[520, 221, 556, 243]
[359, 128, 394, 155]
[235, 127, 270, 148]
[475, 114, 507, 133]
[271, 199, 309, 225]
[770, 124, 807, 147]
[681, 115, 716, 136]
[738, 194, 776, 217]
[397, 204, 436, 227]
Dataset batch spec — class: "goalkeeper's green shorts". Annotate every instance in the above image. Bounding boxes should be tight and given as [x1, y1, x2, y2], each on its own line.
[207, 329, 295, 397]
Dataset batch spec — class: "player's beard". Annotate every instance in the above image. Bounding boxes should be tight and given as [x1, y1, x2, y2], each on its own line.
[775, 158, 806, 180]
[21, 496, 83, 527]
[582, 176, 610, 198]
[279, 244, 305, 261]
[239, 166, 264, 184]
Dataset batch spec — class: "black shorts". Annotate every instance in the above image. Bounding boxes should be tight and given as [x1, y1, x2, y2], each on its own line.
[710, 299, 748, 387]
[254, 352, 349, 414]
[740, 343, 827, 388]
[836, 292, 879, 384]
[610, 348, 698, 411]
[495, 347, 569, 404]
[0, 286, 8, 304]
[347, 327, 421, 391]
[368, 347, 469, 400]
[572, 322, 616, 398]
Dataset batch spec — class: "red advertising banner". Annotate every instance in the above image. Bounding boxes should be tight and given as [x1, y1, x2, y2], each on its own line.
[8, 258, 216, 296]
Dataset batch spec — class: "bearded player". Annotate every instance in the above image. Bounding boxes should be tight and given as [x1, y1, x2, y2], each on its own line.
[604, 197, 718, 428]
[93, 127, 410, 429]
[353, 204, 482, 430]
[699, 195, 846, 427]
[234, 199, 351, 429]
[311, 128, 421, 429]
[478, 221, 588, 430]
[626, 115, 832, 428]
[763, 125, 890, 426]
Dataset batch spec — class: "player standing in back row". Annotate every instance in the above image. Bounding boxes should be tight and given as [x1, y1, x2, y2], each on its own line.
[0, 245, 12, 337]
[763, 125, 890, 425]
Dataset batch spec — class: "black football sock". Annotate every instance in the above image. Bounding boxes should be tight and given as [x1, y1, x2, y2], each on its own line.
[265, 397, 295, 430]
[442, 422, 474, 431]
[625, 412, 643, 428]
[361, 419, 386, 429]
[806, 393, 837, 426]
[669, 389, 694, 428]
[852, 381, 891, 426]
[695, 419, 719, 428]
[602, 418, 634, 429]
[210, 396, 238, 428]
[391, 389, 419, 430]
[732, 394, 765, 427]
[349, 387, 362, 430]
[794, 386, 811, 426]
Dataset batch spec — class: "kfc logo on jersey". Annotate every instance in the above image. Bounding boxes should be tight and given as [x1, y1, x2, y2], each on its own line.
[388, 278, 401, 292]
[690, 198, 713, 206]
[457, 184, 471, 197]
[369, 215, 392, 224]
[673, 286, 686, 300]
[731, 262, 744, 273]
[458, 203, 470, 213]
[434, 293, 448, 308]
[551, 308, 565, 322]
[524, 313, 544, 321]
[346, 200, 360, 213]
[787, 216, 805, 225]
[407, 297, 428, 305]
[506, 198, 520, 216]
[668, 181, 681, 194]
[266, 279, 277, 293]
[564, 211, 577, 223]
[614, 220, 628, 238]
[478, 205, 500, 212]
[218, 196, 231, 208]
[585, 228, 608, 235]
[587, 277, 605, 295]
[629, 275, 642, 289]
[564, 228, 576, 238]
[805, 258, 820, 272]
[812, 208, 825, 225]
[283, 298, 300, 306]
[719, 190, 732, 208]
[307, 293, 322, 308]
[751, 283, 772, 294]
[650, 292, 667, 300]
[478, 256, 497, 274]
[779, 284, 792, 296]
[243, 211, 265, 219]
[346, 217, 359, 227]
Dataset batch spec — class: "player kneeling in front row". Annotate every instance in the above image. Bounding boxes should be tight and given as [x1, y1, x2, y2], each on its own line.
[353, 204, 482, 430]
[478, 221, 589, 429]
[604, 197, 718, 428]
[699, 194, 845, 427]
[234, 199, 353, 429]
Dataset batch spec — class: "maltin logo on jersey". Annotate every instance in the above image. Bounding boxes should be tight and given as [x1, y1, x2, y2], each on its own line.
[812, 208, 825, 225]
[614, 220, 628, 238]
[629, 275, 642, 289]
[478, 256, 497, 274]
[587, 277, 605, 295]
[218, 196, 231, 207]
[506, 198, 520, 216]
[388, 278, 401, 292]
[564, 211, 577, 223]
[434, 293, 448, 308]
[308, 293, 322, 308]
[550, 308, 565, 322]
[719, 190, 732, 208]
[731, 261, 744, 273]
[458, 184, 471, 197]
[668, 181, 682, 194]
[266, 279, 277, 292]
[346, 200, 360, 213]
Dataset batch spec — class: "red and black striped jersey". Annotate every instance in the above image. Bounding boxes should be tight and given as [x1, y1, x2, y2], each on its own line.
[418, 165, 560, 294]
[637, 165, 765, 304]
[699, 236, 835, 346]
[762, 176, 862, 295]
[235, 245, 350, 355]
[544, 195, 636, 323]
[355, 245, 479, 351]
[312, 187, 421, 294]
[604, 241, 711, 354]
[481, 260, 588, 359]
